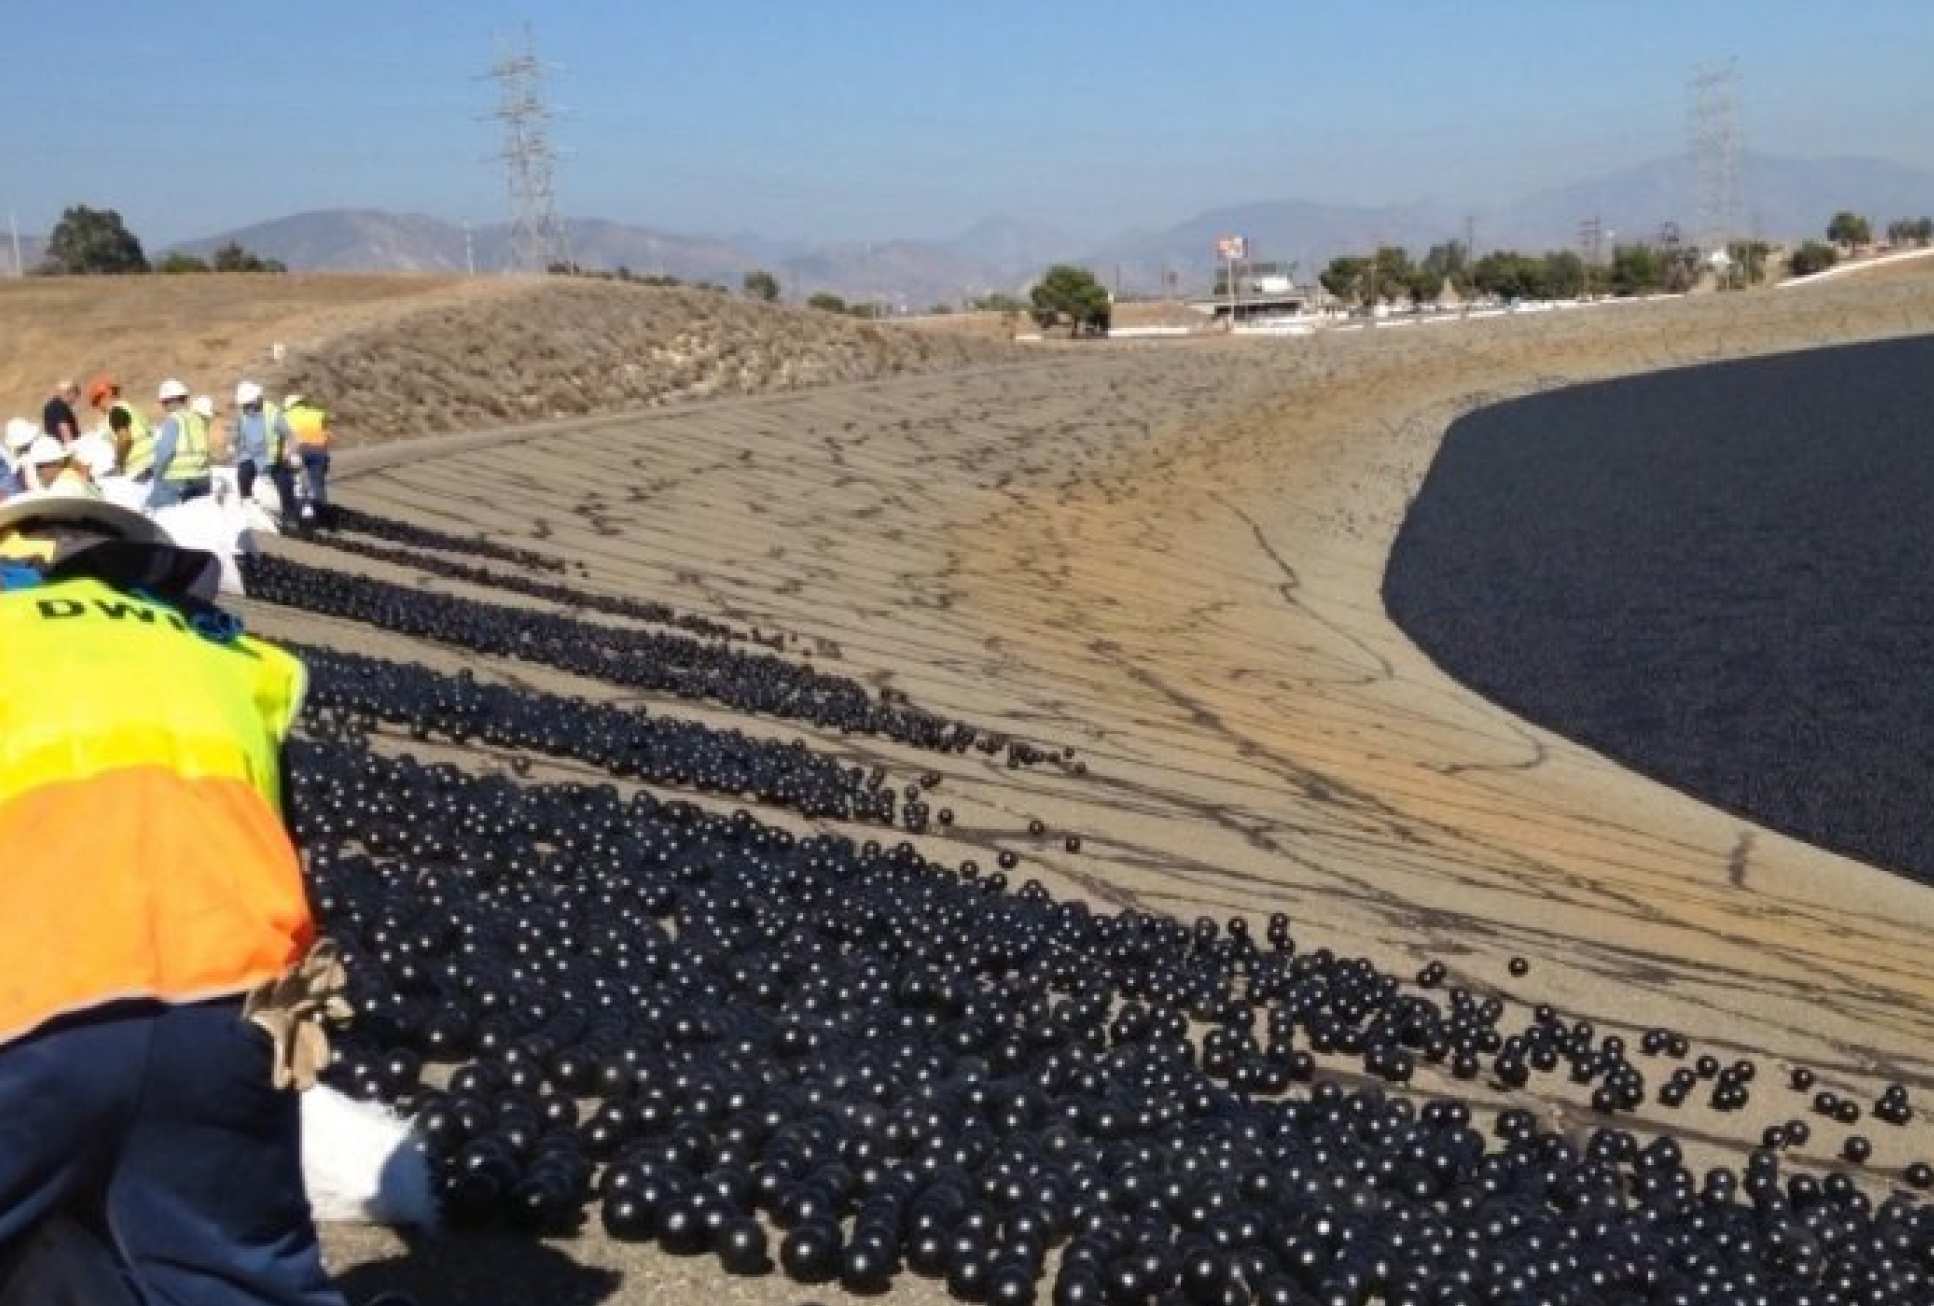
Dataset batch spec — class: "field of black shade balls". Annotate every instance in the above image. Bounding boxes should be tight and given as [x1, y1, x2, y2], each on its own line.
[237, 479, 1934, 1306]
[1384, 333, 1934, 886]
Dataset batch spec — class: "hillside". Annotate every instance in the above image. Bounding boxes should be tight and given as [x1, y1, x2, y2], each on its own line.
[0, 273, 491, 423]
[267, 279, 1015, 444]
[0, 274, 1014, 442]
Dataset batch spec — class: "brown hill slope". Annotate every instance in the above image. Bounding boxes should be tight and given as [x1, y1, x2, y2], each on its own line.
[270, 279, 1017, 445]
[0, 274, 1015, 444]
[0, 273, 493, 424]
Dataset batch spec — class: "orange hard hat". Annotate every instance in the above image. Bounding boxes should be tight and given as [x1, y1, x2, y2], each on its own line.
[85, 375, 119, 408]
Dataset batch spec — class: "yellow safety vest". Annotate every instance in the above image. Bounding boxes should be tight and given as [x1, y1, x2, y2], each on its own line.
[161, 410, 211, 483]
[262, 402, 288, 463]
[0, 574, 312, 1047]
[286, 403, 329, 450]
[120, 401, 158, 478]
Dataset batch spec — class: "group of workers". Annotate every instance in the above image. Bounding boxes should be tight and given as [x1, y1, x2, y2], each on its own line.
[5, 376, 333, 522]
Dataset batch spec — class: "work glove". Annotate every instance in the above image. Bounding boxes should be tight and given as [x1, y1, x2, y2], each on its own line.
[243, 938, 353, 1091]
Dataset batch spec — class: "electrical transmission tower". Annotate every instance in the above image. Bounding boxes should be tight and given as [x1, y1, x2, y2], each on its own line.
[1688, 59, 1743, 260]
[485, 26, 567, 274]
[1578, 216, 1604, 266]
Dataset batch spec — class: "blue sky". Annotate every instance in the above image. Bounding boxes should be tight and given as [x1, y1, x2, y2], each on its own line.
[1, 1, 1929, 246]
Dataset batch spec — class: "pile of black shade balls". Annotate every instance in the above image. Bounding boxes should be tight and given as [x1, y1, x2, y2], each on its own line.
[298, 643, 908, 825]
[252, 535, 1932, 1304]
[323, 505, 570, 574]
[304, 526, 767, 647]
[288, 711, 1934, 1306]
[242, 552, 1057, 767]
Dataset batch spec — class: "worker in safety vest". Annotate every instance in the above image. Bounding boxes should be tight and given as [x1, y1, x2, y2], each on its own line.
[233, 381, 298, 515]
[146, 378, 213, 509]
[86, 376, 149, 474]
[283, 394, 331, 524]
[0, 491, 345, 1305]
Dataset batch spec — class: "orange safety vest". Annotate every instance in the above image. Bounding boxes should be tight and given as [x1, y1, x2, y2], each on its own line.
[285, 403, 330, 450]
[0, 574, 314, 1047]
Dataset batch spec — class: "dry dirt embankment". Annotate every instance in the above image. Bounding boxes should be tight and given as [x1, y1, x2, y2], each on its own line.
[0, 274, 1016, 443]
[0, 273, 493, 421]
[271, 279, 1017, 445]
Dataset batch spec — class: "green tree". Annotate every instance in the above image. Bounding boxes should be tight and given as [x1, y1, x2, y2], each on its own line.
[39, 204, 148, 275]
[1319, 256, 1366, 305]
[1787, 240, 1839, 277]
[806, 292, 848, 314]
[926, 302, 955, 315]
[156, 252, 210, 275]
[1886, 218, 1934, 248]
[1029, 263, 1111, 336]
[1608, 244, 1665, 296]
[1405, 266, 1445, 306]
[209, 240, 285, 273]
[1826, 211, 1872, 248]
[1368, 246, 1414, 303]
[1539, 250, 1586, 299]
[1472, 251, 1547, 301]
[970, 292, 1028, 313]
[742, 268, 781, 301]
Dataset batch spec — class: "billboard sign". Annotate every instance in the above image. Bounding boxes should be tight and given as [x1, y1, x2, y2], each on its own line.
[1216, 235, 1247, 261]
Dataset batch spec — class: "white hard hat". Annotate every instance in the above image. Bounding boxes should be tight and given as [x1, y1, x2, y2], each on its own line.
[191, 396, 215, 420]
[3, 418, 37, 451]
[235, 381, 263, 406]
[23, 435, 69, 467]
[0, 489, 168, 546]
[283, 393, 305, 409]
[158, 378, 190, 402]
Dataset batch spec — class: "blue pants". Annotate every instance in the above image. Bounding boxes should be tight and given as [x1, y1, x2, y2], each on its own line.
[0, 1000, 343, 1306]
[238, 461, 299, 517]
[146, 477, 212, 510]
[299, 450, 330, 510]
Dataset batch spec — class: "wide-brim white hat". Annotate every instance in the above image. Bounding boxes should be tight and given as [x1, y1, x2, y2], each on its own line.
[0, 490, 169, 546]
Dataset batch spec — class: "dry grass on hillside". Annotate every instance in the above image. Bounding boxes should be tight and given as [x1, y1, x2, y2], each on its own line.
[272, 280, 1019, 445]
[0, 273, 499, 422]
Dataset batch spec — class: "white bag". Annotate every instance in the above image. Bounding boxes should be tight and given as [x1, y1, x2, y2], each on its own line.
[300, 1086, 437, 1227]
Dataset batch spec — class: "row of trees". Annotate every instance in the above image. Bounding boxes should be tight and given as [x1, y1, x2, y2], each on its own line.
[1828, 211, 1934, 250]
[1886, 217, 1934, 246]
[158, 241, 286, 274]
[36, 205, 282, 276]
[1312, 231, 1857, 305]
[1314, 239, 1729, 306]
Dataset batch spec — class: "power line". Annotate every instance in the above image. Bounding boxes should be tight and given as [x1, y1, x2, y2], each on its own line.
[1578, 215, 1603, 270]
[484, 24, 567, 274]
[1688, 58, 1743, 258]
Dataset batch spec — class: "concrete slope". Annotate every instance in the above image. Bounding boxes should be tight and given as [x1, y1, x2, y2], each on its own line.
[260, 279, 1934, 1300]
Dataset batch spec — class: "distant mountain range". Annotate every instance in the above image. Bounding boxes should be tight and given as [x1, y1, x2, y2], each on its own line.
[165, 211, 1074, 307]
[29, 151, 1931, 301]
